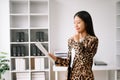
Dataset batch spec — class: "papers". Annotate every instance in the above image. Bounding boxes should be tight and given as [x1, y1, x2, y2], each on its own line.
[32, 72, 45, 80]
[15, 58, 26, 71]
[35, 58, 44, 70]
[35, 42, 54, 63]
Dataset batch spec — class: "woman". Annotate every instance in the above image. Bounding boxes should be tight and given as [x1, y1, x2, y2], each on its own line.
[49, 11, 99, 80]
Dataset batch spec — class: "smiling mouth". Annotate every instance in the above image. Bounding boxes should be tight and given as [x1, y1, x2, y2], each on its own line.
[76, 28, 80, 30]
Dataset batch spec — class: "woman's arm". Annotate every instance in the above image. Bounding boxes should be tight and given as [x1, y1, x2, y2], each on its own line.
[74, 36, 98, 57]
[49, 39, 72, 67]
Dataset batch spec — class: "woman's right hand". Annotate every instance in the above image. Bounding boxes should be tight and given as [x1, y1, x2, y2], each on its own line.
[48, 53, 57, 61]
[73, 34, 80, 42]
[73, 33, 82, 42]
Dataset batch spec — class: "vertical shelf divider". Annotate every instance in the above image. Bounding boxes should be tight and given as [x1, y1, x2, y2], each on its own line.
[116, 1, 120, 80]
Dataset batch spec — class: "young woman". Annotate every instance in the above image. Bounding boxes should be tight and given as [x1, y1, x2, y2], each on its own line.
[49, 11, 99, 80]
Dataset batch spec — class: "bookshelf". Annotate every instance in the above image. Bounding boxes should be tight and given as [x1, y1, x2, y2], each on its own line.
[116, 1, 120, 80]
[9, 0, 50, 80]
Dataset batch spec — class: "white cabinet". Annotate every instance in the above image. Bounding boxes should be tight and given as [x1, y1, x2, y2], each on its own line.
[9, 0, 50, 80]
[116, 1, 120, 80]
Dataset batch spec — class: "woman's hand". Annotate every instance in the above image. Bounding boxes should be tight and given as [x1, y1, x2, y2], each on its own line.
[48, 53, 57, 61]
[73, 34, 79, 42]
[73, 33, 82, 42]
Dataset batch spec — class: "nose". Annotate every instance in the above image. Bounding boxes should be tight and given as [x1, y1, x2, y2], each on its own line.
[74, 23, 78, 28]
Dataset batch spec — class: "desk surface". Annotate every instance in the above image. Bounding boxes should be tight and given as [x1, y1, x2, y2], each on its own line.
[53, 65, 120, 71]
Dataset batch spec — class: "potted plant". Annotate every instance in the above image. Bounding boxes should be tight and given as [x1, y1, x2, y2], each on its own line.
[0, 52, 9, 80]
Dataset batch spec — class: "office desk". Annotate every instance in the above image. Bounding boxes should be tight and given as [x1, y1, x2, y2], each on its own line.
[53, 65, 120, 80]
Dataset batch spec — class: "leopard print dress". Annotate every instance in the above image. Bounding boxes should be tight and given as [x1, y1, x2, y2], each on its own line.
[55, 34, 98, 80]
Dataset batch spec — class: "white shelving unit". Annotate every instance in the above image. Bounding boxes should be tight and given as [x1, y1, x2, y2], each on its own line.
[9, 0, 50, 80]
[116, 1, 120, 80]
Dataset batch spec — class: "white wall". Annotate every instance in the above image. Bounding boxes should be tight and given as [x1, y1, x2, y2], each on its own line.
[0, 0, 10, 80]
[0, 0, 10, 53]
[50, 0, 116, 80]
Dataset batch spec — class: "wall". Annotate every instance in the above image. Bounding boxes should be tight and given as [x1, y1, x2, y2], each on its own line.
[50, 0, 116, 80]
[0, 0, 10, 80]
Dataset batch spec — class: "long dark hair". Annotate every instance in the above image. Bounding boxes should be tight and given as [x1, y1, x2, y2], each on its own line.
[74, 11, 96, 37]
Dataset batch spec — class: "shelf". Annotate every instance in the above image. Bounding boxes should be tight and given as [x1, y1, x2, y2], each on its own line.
[11, 56, 29, 59]
[31, 69, 49, 72]
[30, 1, 48, 14]
[30, 13, 48, 16]
[10, 42, 29, 44]
[10, 27, 29, 30]
[10, 1, 28, 14]
[30, 26, 49, 29]
[11, 70, 30, 73]
[30, 15, 48, 27]
[116, 56, 120, 67]
[116, 15, 120, 27]
[117, 2, 120, 11]
[10, 29, 28, 42]
[11, 72, 30, 80]
[10, 15, 29, 28]
[11, 44, 29, 57]
[30, 0, 48, 2]
[10, 0, 28, 1]
[116, 42, 120, 55]
[30, 43, 48, 56]
[10, 0, 50, 79]
[30, 58, 49, 70]
[30, 29, 48, 42]
[30, 42, 48, 44]
[116, 2, 120, 80]
[116, 28, 120, 40]
[11, 58, 29, 71]
[10, 14, 28, 16]
[31, 71, 49, 80]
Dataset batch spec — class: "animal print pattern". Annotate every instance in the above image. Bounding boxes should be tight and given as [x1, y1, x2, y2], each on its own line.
[55, 34, 98, 80]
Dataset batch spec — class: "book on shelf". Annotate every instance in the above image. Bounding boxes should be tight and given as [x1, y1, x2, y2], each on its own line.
[21, 46, 26, 56]
[16, 32, 25, 42]
[20, 32, 25, 42]
[32, 72, 45, 80]
[55, 52, 68, 58]
[31, 44, 45, 56]
[31, 44, 37, 56]
[36, 32, 44, 42]
[16, 46, 21, 56]
[12, 45, 26, 57]
[35, 58, 45, 70]
[16, 32, 20, 42]
[15, 58, 26, 71]
[16, 73, 30, 80]
[37, 47, 45, 56]
[12, 46, 17, 56]
[44, 58, 49, 69]
[94, 61, 107, 66]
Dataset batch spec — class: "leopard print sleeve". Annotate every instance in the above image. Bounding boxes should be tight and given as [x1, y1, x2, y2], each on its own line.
[88, 37, 98, 57]
[55, 38, 72, 67]
[74, 36, 98, 57]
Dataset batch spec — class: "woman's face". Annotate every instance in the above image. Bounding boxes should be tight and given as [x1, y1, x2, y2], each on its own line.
[74, 16, 86, 33]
